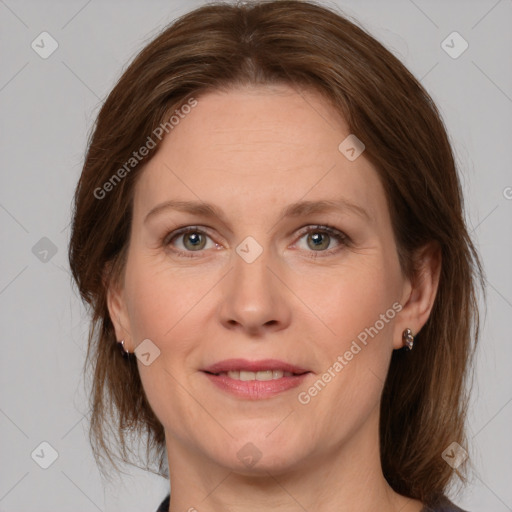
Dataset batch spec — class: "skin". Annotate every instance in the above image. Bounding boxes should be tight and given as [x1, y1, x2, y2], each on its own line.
[108, 84, 441, 512]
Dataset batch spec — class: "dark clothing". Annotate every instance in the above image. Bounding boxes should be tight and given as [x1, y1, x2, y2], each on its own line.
[155, 494, 169, 512]
[421, 495, 468, 511]
[155, 493, 467, 511]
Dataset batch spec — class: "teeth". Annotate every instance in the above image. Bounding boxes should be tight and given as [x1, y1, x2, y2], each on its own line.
[222, 370, 295, 381]
[256, 370, 274, 381]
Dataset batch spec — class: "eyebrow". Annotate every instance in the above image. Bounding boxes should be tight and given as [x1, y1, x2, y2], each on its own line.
[144, 198, 371, 225]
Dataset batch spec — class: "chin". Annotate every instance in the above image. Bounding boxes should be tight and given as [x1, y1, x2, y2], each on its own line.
[209, 426, 313, 476]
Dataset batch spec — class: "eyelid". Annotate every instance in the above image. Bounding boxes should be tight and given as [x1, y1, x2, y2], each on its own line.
[294, 224, 349, 241]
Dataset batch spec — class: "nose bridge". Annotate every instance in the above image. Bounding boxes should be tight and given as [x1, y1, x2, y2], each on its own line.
[232, 235, 277, 305]
[218, 233, 291, 333]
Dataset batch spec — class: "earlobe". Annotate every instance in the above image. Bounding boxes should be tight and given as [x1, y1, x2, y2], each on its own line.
[395, 242, 442, 349]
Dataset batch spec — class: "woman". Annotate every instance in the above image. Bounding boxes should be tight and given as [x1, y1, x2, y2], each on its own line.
[68, 1, 484, 511]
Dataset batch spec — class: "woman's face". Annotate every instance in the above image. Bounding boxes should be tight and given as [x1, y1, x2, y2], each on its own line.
[109, 84, 418, 475]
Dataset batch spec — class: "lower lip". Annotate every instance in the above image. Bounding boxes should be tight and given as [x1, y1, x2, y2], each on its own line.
[202, 372, 310, 399]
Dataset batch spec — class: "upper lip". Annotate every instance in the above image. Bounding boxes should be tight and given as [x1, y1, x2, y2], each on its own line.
[202, 358, 310, 375]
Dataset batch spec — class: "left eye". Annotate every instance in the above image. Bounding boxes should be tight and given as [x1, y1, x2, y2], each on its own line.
[294, 225, 348, 254]
[163, 225, 348, 257]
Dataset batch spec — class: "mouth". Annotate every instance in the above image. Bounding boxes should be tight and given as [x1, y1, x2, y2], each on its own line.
[208, 369, 301, 380]
[201, 359, 311, 399]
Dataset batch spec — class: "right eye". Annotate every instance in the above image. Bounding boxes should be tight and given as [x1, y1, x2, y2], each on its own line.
[163, 226, 220, 257]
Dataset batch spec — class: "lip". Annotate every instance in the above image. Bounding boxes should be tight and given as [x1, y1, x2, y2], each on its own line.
[202, 358, 309, 374]
[201, 359, 311, 400]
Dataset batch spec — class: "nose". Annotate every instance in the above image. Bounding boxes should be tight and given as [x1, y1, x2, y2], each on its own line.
[217, 242, 292, 337]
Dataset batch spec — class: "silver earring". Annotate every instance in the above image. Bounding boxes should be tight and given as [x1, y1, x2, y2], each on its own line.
[402, 328, 415, 350]
[117, 340, 132, 359]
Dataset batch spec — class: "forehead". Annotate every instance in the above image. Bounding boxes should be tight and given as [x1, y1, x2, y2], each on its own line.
[133, 85, 386, 224]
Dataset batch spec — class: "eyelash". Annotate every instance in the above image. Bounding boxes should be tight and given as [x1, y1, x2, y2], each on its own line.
[161, 225, 351, 259]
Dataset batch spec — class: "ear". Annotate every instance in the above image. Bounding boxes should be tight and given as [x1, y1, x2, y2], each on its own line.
[104, 264, 133, 351]
[393, 242, 442, 349]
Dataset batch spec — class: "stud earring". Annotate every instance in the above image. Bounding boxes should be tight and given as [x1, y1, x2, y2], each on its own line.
[402, 328, 415, 350]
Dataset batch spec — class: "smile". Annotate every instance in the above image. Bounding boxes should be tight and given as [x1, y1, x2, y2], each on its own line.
[201, 359, 311, 399]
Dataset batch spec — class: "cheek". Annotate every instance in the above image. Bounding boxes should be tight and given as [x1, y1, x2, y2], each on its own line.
[295, 257, 401, 350]
[122, 255, 205, 434]
[123, 250, 204, 343]
[295, 262, 399, 433]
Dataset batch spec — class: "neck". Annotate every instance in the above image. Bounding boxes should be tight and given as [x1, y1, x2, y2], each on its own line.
[165, 407, 423, 512]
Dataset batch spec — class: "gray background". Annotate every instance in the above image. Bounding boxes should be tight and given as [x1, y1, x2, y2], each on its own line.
[1, 0, 511, 511]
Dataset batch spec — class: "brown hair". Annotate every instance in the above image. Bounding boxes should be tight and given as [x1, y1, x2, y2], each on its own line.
[68, 0, 484, 504]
